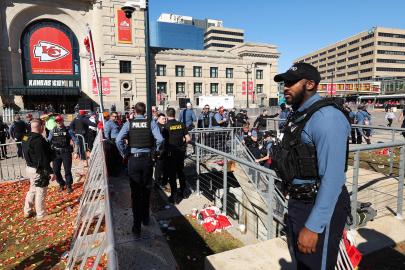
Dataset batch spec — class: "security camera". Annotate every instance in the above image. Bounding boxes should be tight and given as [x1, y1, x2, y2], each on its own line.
[122, 1, 146, 18]
[122, 2, 136, 18]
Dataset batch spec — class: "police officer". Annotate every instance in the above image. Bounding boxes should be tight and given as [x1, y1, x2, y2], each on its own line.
[48, 115, 79, 193]
[116, 102, 164, 238]
[211, 106, 227, 128]
[228, 108, 237, 127]
[104, 111, 120, 141]
[355, 105, 372, 144]
[197, 104, 213, 128]
[0, 116, 10, 159]
[70, 110, 96, 160]
[162, 107, 192, 204]
[272, 63, 351, 270]
[22, 119, 55, 220]
[10, 115, 28, 157]
[254, 131, 275, 169]
[278, 103, 291, 131]
[235, 109, 248, 127]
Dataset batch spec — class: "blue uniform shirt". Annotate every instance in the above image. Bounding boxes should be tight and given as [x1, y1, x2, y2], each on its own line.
[214, 112, 225, 127]
[198, 112, 213, 128]
[104, 120, 120, 139]
[47, 127, 79, 145]
[292, 93, 350, 234]
[179, 109, 197, 128]
[115, 115, 164, 156]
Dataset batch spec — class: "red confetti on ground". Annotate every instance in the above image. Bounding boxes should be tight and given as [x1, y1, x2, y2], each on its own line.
[0, 180, 84, 269]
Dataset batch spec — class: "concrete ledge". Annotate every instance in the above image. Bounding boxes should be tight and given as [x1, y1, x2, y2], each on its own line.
[204, 216, 405, 270]
[205, 237, 295, 270]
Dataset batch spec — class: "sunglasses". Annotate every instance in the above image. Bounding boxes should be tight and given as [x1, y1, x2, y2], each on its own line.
[284, 80, 300, 87]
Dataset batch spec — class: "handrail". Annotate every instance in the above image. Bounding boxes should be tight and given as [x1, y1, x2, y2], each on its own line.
[349, 140, 405, 152]
[352, 124, 405, 132]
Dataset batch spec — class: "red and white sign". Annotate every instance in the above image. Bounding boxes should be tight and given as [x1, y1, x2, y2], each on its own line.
[117, 10, 132, 44]
[242, 81, 254, 95]
[29, 27, 73, 74]
[327, 83, 337, 95]
[92, 76, 111, 95]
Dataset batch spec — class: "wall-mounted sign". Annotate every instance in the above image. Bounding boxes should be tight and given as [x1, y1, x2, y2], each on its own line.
[29, 27, 73, 75]
[92, 77, 111, 95]
[117, 10, 132, 44]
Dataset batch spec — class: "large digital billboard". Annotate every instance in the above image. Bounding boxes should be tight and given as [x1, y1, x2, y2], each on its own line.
[29, 27, 73, 75]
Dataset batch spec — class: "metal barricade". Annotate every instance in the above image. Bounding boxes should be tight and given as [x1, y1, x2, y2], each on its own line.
[190, 128, 242, 156]
[347, 141, 405, 229]
[0, 141, 26, 182]
[265, 118, 285, 133]
[66, 130, 117, 269]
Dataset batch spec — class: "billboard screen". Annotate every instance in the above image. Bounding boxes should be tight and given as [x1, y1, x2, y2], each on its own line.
[29, 26, 73, 75]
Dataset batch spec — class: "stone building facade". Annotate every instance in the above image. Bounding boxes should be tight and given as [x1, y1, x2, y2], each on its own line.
[1, 0, 148, 112]
[152, 43, 279, 108]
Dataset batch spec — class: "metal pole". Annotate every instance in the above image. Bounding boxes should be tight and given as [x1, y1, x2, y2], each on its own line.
[223, 157, 228, 215]
[144, 0, 153, 120]
[99, 57, 103, 110]
[196, 145, 200, 195]
[246, 66, 249, 109]
[350, 151, 360, 229]
[331, 70, 334, 97]
[390, 130, 395, 174]
[397, 146, 404, 219]
[267, 174, 275, 240]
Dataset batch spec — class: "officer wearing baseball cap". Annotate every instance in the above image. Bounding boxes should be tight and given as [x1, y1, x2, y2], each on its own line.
[272, 63, 351, 269]
[48, 115, 79, 193]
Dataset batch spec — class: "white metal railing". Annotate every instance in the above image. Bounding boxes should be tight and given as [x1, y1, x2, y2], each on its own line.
[66, 130, 117, 269]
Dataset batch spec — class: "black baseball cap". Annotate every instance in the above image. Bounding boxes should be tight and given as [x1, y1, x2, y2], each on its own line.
[274, 63, 321, 83]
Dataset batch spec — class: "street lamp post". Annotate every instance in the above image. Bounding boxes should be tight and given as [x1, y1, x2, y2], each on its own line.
[330, 69, 335, 97]
[98, 57, 115, 111]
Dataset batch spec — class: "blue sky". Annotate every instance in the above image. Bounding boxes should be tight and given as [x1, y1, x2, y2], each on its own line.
[150, 0, 405, 72]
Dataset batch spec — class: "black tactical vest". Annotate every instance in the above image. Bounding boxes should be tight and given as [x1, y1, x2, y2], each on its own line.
[203, 113, 210, 127]
[128, 118, 153, 148]
[164, 120, 186, 151]
[73, 117, 85, 135]
[211, 113, 219, 127]
[271, 98, 350, 185]
[51, 127, 70, 149]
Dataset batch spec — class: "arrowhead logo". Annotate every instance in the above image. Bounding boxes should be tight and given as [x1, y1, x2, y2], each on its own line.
[120, 21, 130, 27]
[33, 41, 70, 62]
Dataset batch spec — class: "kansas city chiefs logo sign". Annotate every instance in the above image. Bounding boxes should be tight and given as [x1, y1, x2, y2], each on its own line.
[33, 41, 70, 62]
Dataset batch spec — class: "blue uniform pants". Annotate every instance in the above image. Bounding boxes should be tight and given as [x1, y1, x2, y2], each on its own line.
[287, 186, 350, 270]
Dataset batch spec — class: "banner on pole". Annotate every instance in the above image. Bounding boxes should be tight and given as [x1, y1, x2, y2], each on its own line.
[117, 10, 132, 44]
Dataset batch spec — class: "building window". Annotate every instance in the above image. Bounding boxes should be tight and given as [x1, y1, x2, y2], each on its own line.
[347, 63, 358, 68]
[337, 51, 346, 56]
[348, 39, 359, 45]
[376, 67, 405, 72]
[156, 65, 166, 76]
[377, 59, 405, 64]
[348, 47, 359, 53]
[256, 69, 263, 79]
[348, 55, 359, 60]
[360, 68, 373, 73]
[378, 41, 405, 47]
[378, 32, 405, 39]
[210, 67, 218, 78]
[176, 82, 185, 94]
[193, 66, 202, 77]
[337, 59, 346, 63]
[361, 59, 374, 65]
[226, 83, 233, 94]
[337, 44, 347, 49]
[256, 84, 263, 93]
[226, 68, 233, 78]
[157, 82, 167, 93]
[361, 51, 374, 57]
[361, 42, 374, 49]
[175, 65, 185, 77]
[194, 83, 202, 94]
[210, 83, 218, 94]
[120, 61, 131, 73]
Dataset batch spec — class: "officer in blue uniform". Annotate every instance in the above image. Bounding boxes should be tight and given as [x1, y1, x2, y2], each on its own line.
[104, 111, 120, 141]
[197, 105, 213, 128]
[178, 102, 197, 131]
[355, 105, 372, 144]
[272, 63, 351, 270]
[278, 103, 291, 131]
[48, 115, 79, 193]
[116, 102, 164, 237]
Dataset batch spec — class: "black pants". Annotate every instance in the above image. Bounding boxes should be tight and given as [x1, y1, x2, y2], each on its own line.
[387, 118, 393, 127]
[77, 135, 87, 160]
[87, 130, 97, 151]
[53, 151, 73, 187]
[287, 186, 350, 270]
[154, 158, 168, 186]
[166, 150, 186, 196]
[355, 128, 363, 144]
[402, 122, 405, 138]
[0, 136, 6, 158]
[128, 155, 153, 231]
[350, 129, 356, 144]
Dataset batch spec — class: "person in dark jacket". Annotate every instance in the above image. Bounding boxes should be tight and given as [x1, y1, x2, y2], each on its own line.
[70, 110, 96, 160]
[0, 116, 10, 159]
[253, 109, 279, 131]
[154, 113, 168, 188]
[10, 115, 28, 157]
[22, 119, 55, 220]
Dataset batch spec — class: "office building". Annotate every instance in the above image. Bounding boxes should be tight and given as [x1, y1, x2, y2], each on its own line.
[204, 26, 245, 51]
[295, 27, 405, 94]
